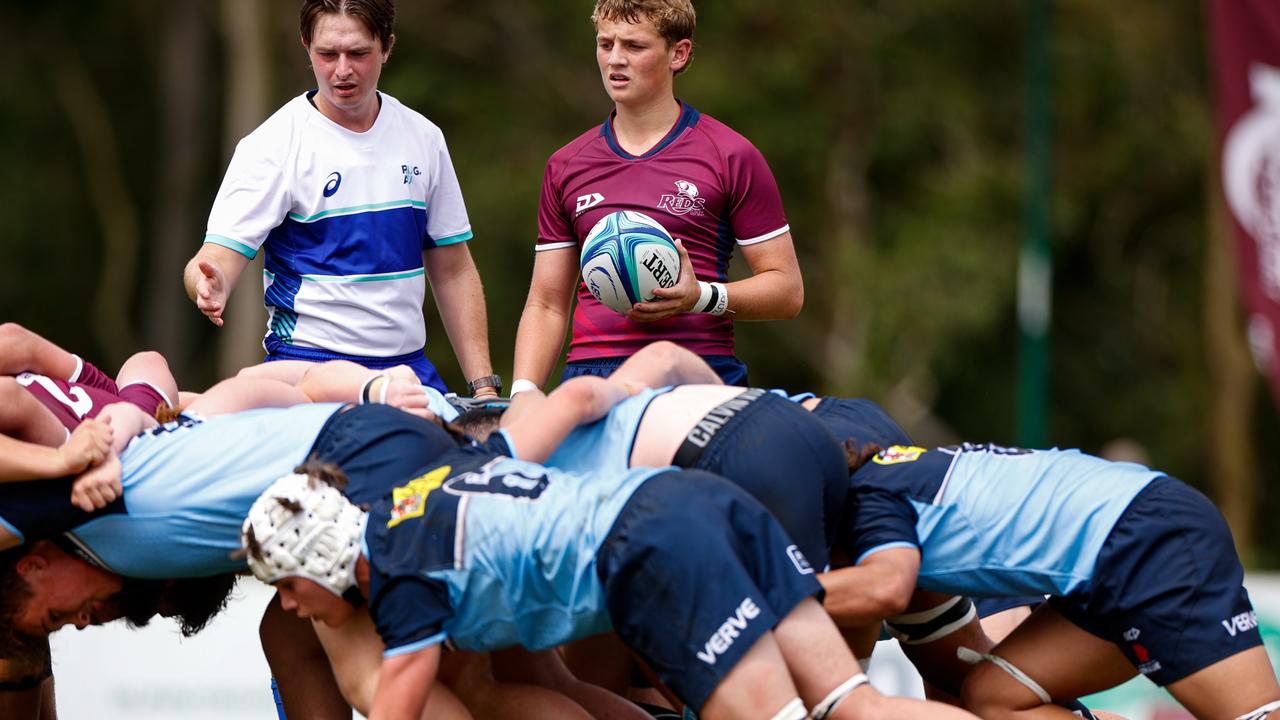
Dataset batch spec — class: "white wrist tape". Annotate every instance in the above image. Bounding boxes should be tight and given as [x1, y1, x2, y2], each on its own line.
[510, 378, 539, 396]
[694, 281, 728, 315]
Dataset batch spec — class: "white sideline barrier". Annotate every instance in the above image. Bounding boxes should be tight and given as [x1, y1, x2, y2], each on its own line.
[49, 574, 1280, 719]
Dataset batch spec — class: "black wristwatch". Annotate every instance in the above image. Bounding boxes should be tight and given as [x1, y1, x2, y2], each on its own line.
[466, 374, 503, 395]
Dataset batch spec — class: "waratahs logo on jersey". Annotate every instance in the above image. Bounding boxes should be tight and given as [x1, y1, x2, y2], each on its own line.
[873, 445, 928, 465]
[387, 466, 450, 528]
[657, 179, 708, 216]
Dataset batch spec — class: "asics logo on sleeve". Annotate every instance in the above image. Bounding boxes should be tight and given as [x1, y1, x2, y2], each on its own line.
[323, 172, 342, 197]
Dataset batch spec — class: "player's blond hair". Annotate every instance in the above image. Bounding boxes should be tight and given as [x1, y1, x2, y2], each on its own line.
[592, 0, 696, 70]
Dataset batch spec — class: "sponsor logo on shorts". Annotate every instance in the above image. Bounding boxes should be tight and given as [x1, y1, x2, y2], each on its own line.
[657, 180, 707, 216]
[1123, 627, 1141, 642]
[1130, 640, 1162, 676]
[575, 192, 605, 215]
[683, 388, 765, 449]
[323, 172, 342, 197]
[1223, 610, 1259, 637]
[387, 466, 451, 528]
[786, 545, 814, 575]
[696, 597, 761, 665]
[873, 445, 927, 465]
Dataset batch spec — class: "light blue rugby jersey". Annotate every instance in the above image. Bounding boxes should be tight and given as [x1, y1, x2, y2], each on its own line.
[846, 444, 1162, 597]
[541, 387, 669, 474]
[68, 404, 343, 578]
[365, 430, 668, 657]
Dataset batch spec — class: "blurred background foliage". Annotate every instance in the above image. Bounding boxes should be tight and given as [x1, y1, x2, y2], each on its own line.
[0, 0, 1275, 562]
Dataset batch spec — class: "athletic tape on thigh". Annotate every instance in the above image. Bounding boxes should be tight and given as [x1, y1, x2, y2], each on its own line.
[1237, 699, 1280, 720]
[884, 595, 976, 645]
[770, 698, 807, 720]
[957, 647, 1052, 704]
[808, 673, 868, 720]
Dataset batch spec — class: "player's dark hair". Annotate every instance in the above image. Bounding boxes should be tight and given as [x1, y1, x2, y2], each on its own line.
[592, 0, 696, 72]
[454, 407, 506, 442]
[301, 0, 395, 50]
[843, 439, 882, 475]
[0, 549, 48, 660]
[118, 574, 240, 638]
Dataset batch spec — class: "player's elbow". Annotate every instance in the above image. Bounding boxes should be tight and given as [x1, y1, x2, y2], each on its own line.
[780, 287, 804, 319]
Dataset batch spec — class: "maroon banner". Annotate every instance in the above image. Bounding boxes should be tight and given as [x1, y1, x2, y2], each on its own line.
[1211, 0, 1280, 408]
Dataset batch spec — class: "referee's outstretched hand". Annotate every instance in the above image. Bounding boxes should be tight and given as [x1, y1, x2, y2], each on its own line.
[195, 260, 229, 327]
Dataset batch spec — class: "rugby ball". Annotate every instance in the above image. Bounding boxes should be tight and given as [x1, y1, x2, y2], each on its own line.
[580, 211, 680, 314]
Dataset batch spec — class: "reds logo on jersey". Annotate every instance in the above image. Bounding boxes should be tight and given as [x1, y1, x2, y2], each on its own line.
[657, 179, 707, 216]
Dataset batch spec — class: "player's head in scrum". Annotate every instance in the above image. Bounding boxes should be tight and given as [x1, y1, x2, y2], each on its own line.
[0, 542, 237, 649]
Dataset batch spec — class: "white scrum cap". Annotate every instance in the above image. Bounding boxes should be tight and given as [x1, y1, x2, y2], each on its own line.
[240, 473, 367, 598]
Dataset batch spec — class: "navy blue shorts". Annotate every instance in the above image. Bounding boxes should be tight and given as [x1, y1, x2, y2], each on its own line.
[597, 470, 823, 712]
[673, 390, 847, 571]
[263, 336, 448, 393]
[809, 397, 913, 448]
[1049, 477, 1261, 685]
[562, 354, 748, 387]
[306, 404, 458, 506]
[975, 595, 1044, 618]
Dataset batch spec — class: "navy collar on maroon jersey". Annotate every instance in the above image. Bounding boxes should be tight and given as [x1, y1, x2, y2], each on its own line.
[600, 101, 702, 160]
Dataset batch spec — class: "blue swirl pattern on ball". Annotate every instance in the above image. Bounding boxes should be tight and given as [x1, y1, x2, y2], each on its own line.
[580, 211, 679, 314]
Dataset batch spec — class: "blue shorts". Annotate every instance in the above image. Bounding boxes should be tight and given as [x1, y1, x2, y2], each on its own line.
[597, 470, 822, 712]
[562, 354, 748, 387]
[673, 390, 846, 571]
[263, 336, 448, 394]
[809, 397, 913, 448]
[975, 595, 1044, 618]
[1049, 477, 1261, 685]
[307, 404, 457, 506]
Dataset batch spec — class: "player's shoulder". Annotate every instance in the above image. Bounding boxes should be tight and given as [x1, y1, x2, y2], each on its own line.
[232, 94, 314, 157]
[546, 123, 608, 169]
[378, 92, 446, 141]
[688, 110, 765, 158]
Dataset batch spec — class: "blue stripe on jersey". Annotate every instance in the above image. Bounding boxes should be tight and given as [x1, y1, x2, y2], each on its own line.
[204, 234, 258, 259]
[384, 632, 447, 658]
[264, 205, 428, 277]
[601, 103, 703, 160]
[263, 261, 302, 342]
[715, 212, 734, 281]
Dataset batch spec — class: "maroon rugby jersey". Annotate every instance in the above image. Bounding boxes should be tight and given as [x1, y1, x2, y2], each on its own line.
[17, 360, 169, 432]
[537, 103, 789, 361]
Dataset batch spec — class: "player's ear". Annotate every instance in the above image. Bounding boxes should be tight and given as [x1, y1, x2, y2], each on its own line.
[670, 38, 693, 72]
[15, 553, 47, 577]
[383, 33, 396, 60]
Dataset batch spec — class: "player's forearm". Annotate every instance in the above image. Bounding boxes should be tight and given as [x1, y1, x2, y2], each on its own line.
[513, 305, 570, 389]
[425, 248, 494, 382]
[722, 266, 804, 320]
[0, 436, 72, 482]
[818, 566, 912, 626]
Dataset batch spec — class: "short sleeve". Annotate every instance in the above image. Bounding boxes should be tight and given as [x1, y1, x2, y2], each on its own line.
[372, 576, 455, 657]
[535, 159, 576, 251]
[0, 478, 104, 545]
[204, 133, 292, 259]
[840, 486, 921, 565]
[423, 134, 473, 248]
[725, 143, 789, 246]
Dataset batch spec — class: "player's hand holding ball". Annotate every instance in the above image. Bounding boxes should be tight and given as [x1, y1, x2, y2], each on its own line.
[628, 238, 698, 322]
